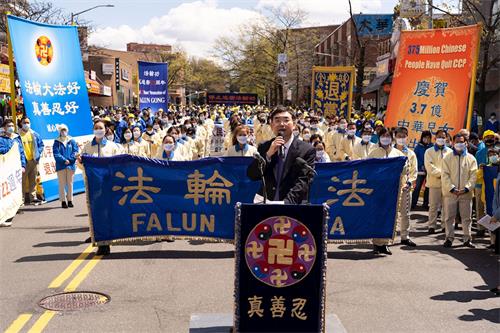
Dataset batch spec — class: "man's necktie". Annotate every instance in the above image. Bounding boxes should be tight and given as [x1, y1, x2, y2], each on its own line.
[274, 148, 286, 201]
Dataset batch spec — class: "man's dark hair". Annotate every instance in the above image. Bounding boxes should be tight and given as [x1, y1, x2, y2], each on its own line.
[435, 129, 447, 137]
[395, 127, 408, 136]
[378, 127, 393, 138]
[270, 105, 296, 121]
[453, 133, 468, 142]
[2, 119, 14, 127]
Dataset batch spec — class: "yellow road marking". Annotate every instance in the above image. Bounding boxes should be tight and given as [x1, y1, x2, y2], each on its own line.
[4, 313, 32, 333]
[26, 311, 56, 333]
[64, 255, 103, 292]
[48, 244, 94, 289]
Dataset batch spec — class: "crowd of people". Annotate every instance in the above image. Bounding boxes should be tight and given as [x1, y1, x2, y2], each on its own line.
[0, 104, 499, 258]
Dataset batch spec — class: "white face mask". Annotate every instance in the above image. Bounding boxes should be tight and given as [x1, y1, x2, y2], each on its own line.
[94, 129, 105, 139]
[237, 136, 248, 144]
[362, 135, 372, 143]
[338, 123, 347, 130]
[124, 133, 133, 141]
[347, 129, 356, 136]
[133, 131, 141, 139]
[380, 137, 392, 146]
[303, 133, 311, 141]
[293, 130, 300, 137]
[454, 143, 466, 151]
[490, 155, 499, 164]
[60, 130, 68, 137]
[22, 123, 30, 131]
[163, 143, 175, 151]
[153, 124, 160, 131]
[106, 135, 114, 141]
[316, 150, 325, 158]
[436, 138, 446, 146]
[396, 138, 407, 146]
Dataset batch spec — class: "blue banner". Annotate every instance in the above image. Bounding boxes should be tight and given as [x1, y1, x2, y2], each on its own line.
[353, 14, 393, 37]
[7, 15, 94, 201]
[310, 157, 406, 240]
[138, 61, 168, 113]
[84, 155, 260, 244]
[311, 66, 354, 118]
[483, 165, 499, 216]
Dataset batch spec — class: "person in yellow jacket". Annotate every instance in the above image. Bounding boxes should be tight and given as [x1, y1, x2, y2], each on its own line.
[441, 133, 478, 248]
[131, 126, 150, 157]
[326, 118, 348, 162]
[142, 123, 162, 158]
[338, 122, 361, 161]
[424, 130, 452, 234]
[352, 127, 376, 160]
[368, 127, 407, 255]
[120, 128, 141, 155]
[393, 127, 418, 247]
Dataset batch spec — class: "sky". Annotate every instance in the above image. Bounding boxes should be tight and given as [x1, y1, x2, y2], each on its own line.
[49, 0, 402, 58]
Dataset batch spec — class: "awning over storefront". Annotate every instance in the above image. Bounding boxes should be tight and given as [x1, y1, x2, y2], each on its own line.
[363, 74, 390, 94]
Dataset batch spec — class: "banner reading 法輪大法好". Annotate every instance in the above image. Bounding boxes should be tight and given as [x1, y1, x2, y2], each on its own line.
[0, 143, 23, 224]
[7, 15, 94, 201]
[138, 61, 168, 114]
[311, 66, 354, 118]
[310, 157, 406, 241]
[385, 25, 481, 148]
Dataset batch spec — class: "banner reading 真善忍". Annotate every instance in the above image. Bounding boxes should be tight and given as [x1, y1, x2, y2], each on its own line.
[385, 25, 481, 148]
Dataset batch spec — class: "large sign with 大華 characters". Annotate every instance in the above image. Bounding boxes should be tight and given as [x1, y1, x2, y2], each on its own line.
[7, 15, 94, 201]
[385, 25, 481, 148]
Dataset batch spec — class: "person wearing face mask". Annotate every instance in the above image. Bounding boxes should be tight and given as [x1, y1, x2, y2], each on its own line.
[368, 127, 407, 255]
[484, 113, 498, 132]
[424, 130, 452, 234]
[131, 125, 150, 158]
[105, 127, 118, 144]
[301, 127, 312, 143]
[352, 127, 376, 160]
[225, 125, 257, 157]
[309, 117, 324, 137]
[338, 122, 361, 161]
[412, 131, 433, 210]
[120, 128, 141, 155]
[292, 124, 302, 139]
[79, 120, 122, 255]
[441, 133, 478, 248]
[52, 124, 79, 209]
[372, 120, 384, 144]
[393, 127, 418, 247]
[19, 117, 44, 205]
[114, 112, 127, 140]
[326, 118, 348, 162]
[313, 141, 330, 163]
[157, 134, 185, 161]
[142, 123, 162, 158]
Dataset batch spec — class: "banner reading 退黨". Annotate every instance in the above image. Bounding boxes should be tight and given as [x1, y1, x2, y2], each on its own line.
[7, 15, 94, 201]
[311, 66, 354, 118]
[138, 61, 168, 113]
[385, 25, 481, 148]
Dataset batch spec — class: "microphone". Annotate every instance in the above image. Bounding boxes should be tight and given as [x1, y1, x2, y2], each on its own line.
[253, 152, 266, 166]
[296, 157, 317, 175]
[277, 130, 285, 158]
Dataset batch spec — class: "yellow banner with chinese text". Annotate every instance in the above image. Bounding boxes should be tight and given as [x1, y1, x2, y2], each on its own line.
[311, 66, 355, 118]
[0, 64, 10, 93]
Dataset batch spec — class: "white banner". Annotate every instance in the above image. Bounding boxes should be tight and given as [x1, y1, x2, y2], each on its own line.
[0, 143, 23, 223]
[277, 53, 288, 78]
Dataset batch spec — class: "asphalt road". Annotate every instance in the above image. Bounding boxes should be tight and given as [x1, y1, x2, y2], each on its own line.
[1, 194, 498, 333]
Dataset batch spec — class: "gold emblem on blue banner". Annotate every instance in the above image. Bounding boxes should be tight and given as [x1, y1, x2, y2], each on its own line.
[311, 66, 355, 118]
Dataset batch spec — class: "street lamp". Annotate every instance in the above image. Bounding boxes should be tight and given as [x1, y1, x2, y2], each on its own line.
[70, 4, 114, 25]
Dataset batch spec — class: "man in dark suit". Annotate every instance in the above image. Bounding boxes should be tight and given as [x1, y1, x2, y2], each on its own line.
[248, 106, 316, 204]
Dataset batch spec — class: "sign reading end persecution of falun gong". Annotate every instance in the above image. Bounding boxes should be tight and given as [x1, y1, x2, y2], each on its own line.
[234, 204, 328, 333]
[385, 25, 481, 148]
[83, 155, 260, 245]
[311, 66, 355, 119]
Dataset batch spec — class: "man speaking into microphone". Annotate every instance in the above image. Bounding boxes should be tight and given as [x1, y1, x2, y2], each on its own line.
[248, 106, 316, 204]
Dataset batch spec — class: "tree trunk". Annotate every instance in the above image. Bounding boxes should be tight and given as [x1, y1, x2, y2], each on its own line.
[354, 45, 365, 112]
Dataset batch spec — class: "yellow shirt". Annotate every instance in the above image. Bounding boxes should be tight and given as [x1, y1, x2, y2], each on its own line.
[21, 131, 34, 161]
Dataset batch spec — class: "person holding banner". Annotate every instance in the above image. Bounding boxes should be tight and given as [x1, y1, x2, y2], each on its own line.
[225, 125, 257, 157]
[248, 106, 316, 204]
[0, 119, 26, 171]
[394, 127, 418, 247]
[52, 125, 79, 209]
[424, 130, 452, 234]
[441, 133, 478, 248]
[368, 127, 407, 255]
[19, 117, 44, 205]
[352, 127, 376, 160]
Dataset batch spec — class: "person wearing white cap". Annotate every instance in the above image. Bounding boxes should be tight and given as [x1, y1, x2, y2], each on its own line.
[52, 124, 79, 208]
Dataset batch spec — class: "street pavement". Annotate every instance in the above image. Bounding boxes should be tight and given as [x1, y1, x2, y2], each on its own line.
[1, 194, 498, 333]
